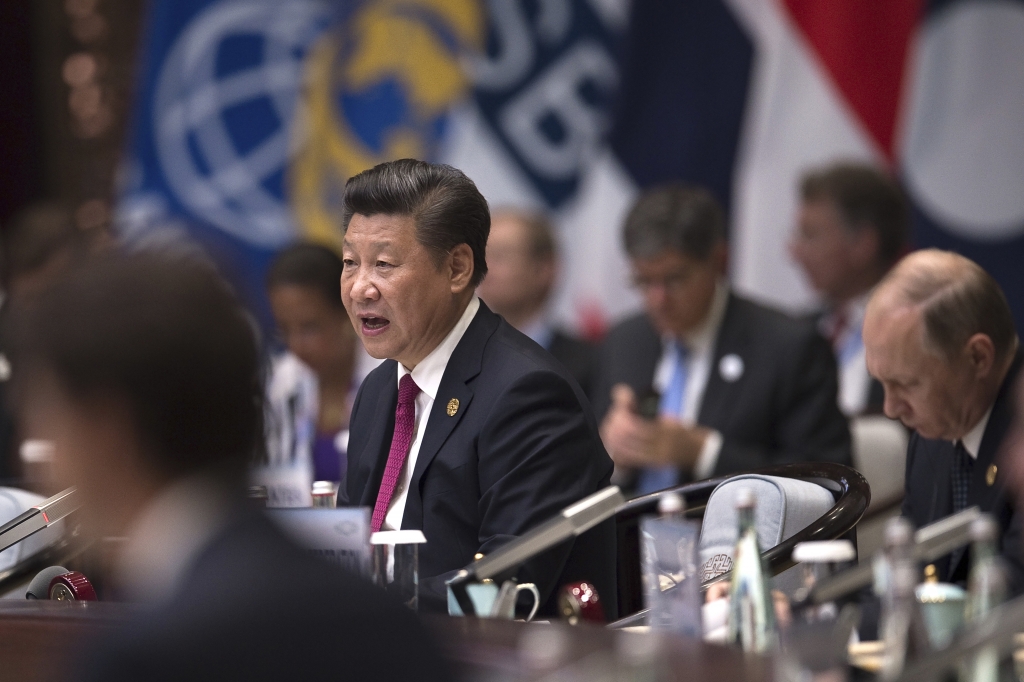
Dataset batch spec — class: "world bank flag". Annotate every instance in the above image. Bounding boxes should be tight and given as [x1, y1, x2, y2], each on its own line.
[118, 0, 634, 341]
[117, 0, 485, 334]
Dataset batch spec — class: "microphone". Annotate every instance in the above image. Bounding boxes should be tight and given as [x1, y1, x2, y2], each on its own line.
[26, 566, 70, 599]
[446, 485, 625, 616]
[0, 487, 80, 554]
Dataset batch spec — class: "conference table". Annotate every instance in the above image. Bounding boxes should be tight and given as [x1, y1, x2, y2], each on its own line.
[0, 600, 772, 682]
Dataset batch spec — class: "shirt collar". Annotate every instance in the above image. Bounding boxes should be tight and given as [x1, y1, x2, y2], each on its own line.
[960, 406, 993, 460]
[114, 475, 231, 603]
[518, 314, 554, 350]
[397, 296, 480, 401]
[675, 279, 729, 354]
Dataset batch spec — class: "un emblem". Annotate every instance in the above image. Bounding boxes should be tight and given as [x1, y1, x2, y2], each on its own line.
[152, 0, 332, 247]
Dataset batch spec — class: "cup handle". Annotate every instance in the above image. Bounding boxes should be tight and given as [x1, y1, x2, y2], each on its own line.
[516, 582, 541, 622]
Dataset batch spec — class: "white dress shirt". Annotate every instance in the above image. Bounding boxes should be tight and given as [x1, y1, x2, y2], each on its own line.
[826, 293, 873, 416]
[960, 406, 992, 460]
[382, 296, 480, 531]
[651, 281, 728, 479]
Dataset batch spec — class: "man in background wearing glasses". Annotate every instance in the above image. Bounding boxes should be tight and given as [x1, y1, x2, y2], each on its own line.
[595, 184, 851, 496]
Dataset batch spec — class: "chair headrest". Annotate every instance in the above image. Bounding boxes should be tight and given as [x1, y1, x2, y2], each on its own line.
[697, 474, 836, 589]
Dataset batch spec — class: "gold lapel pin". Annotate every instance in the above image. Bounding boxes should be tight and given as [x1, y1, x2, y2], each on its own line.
[987, 464, 998, 486]
[446, 398, 460, 417]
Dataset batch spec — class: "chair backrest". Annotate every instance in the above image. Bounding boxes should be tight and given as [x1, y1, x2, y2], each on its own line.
[612, 462, 871, 621]
[850, 415, 908, 514]
[697, 474, 836, 595]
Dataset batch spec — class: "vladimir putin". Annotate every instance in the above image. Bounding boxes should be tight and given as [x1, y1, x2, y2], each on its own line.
[863, 249, 1023, 592]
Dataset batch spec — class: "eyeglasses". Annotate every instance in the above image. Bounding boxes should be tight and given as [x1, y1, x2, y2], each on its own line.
[630, 269, 697, 294]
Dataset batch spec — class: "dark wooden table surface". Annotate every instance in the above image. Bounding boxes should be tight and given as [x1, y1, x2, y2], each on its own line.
[0, 601, 772, 682]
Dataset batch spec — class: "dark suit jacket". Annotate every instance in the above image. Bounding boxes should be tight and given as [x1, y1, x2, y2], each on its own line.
[548, 328, 599, 402]
[594, 293, 852, 479]
[79, 512, 448, 682]
[343, 302, 616, 616]
[901, 352, 1024, 594]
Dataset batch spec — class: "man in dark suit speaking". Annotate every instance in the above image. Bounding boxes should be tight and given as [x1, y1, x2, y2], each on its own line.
[863, 249, 1023, 592]
[596, 184, 851, 496]
[340, 159, 614, 615]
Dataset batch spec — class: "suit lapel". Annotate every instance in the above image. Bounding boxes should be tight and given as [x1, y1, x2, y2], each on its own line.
[698, 295, 748, 427]
[947, 351, 1021, 577]
[967, 351, 1021, 512]
[356, 366, 399, 507]
[401, 304, 496, 529]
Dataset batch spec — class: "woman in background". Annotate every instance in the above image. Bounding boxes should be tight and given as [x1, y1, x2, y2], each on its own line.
[265, 243, 357, 484]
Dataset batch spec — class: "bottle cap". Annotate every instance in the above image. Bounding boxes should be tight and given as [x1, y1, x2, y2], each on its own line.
[969, 515, 998, 543]
[312, 481, 335, 495]
[734, 486, 756, 509]
[792, 540, 856, 564]
[657, 491, 685, 515]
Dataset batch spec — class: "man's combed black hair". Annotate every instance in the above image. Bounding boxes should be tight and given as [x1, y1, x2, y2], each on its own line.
[342, 159, 490, 286]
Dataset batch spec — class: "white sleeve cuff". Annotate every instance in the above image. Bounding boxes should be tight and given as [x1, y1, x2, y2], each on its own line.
[693, 429, 723, 480]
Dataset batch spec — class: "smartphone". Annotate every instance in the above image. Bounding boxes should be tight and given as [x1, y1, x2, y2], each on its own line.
[636, 388, 661, 420]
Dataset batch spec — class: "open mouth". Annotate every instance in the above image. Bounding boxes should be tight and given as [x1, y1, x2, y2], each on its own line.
[360, 315, 390, 335]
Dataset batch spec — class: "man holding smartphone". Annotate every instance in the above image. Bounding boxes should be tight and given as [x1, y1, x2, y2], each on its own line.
[595, 184, 852, 495]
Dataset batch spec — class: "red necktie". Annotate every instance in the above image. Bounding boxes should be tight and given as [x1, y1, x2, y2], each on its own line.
[828, 307, 849, 350]
[370, 374, 421, 532]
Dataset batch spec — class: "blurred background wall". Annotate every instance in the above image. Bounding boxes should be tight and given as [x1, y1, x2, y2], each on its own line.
[4, 0, 1024, 341]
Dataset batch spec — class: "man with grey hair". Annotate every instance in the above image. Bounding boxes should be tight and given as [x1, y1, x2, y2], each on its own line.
[864, 248, 1023, 591]
[595, 183, 851, 495]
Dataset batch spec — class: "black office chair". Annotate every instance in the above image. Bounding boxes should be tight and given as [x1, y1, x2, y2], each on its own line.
[613, 462, 871, 620]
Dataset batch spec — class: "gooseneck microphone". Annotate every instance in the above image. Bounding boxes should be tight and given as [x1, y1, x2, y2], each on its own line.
[0, 487, 80, 554]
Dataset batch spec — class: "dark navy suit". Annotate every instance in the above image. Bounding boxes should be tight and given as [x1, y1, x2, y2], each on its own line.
[594, 293, 852, 480]
[901, 352, 1024, 594]
[343, 302, 615, 615]
[79, 512, 446, 682]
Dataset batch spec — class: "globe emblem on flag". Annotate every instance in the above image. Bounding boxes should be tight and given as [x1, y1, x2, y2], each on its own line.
[289, 0, 484, 246]
[153, 0, 332, 247]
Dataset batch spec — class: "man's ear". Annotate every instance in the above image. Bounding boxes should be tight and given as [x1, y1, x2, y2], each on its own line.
[966, 333, 997, 378]
[448, 243, 475, 294]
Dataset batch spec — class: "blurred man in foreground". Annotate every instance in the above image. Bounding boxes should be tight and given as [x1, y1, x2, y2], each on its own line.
[477, 209, 599, 399]
[340, 159, 614, 616]
[790, 162, 908, 416]
[863, 249, 1023, 592]
[595, 184, 851, 495]
[13, 253, 446, 681]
